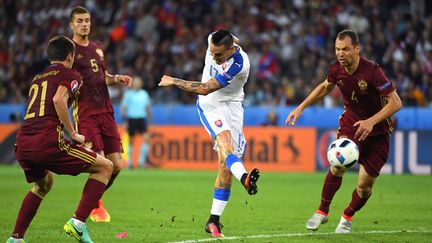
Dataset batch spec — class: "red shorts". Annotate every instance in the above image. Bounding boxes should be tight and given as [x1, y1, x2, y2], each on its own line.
[337, 130, 390, 177]
[78, 113, 123, 155]
[15, 139, 97, 183]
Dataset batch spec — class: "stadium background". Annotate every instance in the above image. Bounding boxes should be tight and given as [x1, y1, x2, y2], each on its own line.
[0, 0, 430, 174]
[1, 1, 432, 242]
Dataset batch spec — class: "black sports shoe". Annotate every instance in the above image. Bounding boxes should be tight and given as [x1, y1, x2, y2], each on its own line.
[244, 168, 260, 195]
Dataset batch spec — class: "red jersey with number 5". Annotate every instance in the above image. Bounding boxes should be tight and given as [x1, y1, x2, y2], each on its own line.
[72, 41, 113, 118]
[17, 63, 82, 151]
[327, 57, 396, 136]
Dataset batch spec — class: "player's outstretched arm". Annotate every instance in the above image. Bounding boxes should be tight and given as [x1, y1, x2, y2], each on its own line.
[158, 75, 222, 95]
[354, 90, 402, 141]
[53, 86, 85, 145]
[285, 79, 335, 126]
[105, 71, 132, 87]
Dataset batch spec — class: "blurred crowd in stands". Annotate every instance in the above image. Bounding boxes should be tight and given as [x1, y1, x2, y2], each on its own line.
[1, 0, 431, 107]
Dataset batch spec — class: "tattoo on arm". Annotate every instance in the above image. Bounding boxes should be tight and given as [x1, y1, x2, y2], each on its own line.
[173, 78, 203, 94]
[173, 78, 219, 95]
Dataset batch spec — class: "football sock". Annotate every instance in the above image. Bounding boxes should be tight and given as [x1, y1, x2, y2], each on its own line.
[210, 188, 231, 217]
[343, 188, 371, 217]
[11, 191, 42, 238]
[225, 154, 247, 182]
[318, 170, 343, 214]
[105, 172, 119, 191]
[75, 178, 106, 222]
[139, 143, 149, 167]
[208, 214, 220, 223]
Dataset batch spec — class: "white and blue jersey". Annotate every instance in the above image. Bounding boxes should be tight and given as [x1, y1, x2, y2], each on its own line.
[197, 33, 250, 157]
[199, 34, 250, 103]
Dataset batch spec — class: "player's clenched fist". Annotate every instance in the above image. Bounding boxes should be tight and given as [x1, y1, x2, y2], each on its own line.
[71, 132, 85, 145]
[159, 75, 176, 87]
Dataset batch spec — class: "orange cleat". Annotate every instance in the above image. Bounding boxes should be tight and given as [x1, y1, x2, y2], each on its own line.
[244, 168, 260, 195]
[90, 200, 111, 222]
[205, 222, 224, 238]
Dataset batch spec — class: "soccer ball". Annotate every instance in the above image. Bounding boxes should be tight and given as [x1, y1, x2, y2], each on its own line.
[327, 138, 359, 168]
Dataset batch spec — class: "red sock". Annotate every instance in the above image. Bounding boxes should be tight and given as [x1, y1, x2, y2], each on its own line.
[75, 178, 106, 222]
[11, 191, 43, 238]
[343, 189, 371, 217]
[318, 171, 342, 214]
[105, 172, 119, 191]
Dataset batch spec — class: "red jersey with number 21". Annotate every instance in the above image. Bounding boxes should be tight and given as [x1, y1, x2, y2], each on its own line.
[327, 57, 396, 136]
[17, 63, 82, 151]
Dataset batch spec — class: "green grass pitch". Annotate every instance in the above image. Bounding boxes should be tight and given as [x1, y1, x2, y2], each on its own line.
[1, 165, 431, 242]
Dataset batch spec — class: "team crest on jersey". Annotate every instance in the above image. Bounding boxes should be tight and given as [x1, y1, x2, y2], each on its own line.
[71, 80, 79, 93]
[337, 80, 344, 86]
[358, 80, 368, 91]
[214, 119, 223, 127]
[77, 54, 83, 59]
[96, 48, 104, 59]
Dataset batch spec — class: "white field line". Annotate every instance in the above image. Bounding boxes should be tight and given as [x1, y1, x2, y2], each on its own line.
[168, 229, 432, 243]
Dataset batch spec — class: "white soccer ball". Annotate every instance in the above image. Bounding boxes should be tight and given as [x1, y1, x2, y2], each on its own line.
[327, 138, 359, 168]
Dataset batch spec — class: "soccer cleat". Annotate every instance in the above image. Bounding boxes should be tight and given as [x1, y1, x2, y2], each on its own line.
[63, 219, 94, 243]
[335, 215, 352, 233]
[205, 222, 224, 238]
[90, 200, 111, 222]
[306, 210, 328, 231]
[244, 168, 260, 195]
[6, 238, 26, 243]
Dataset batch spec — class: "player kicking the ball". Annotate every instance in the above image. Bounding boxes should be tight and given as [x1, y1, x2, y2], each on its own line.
[159, 29, 260, 238]
[286, 29, 402, 233]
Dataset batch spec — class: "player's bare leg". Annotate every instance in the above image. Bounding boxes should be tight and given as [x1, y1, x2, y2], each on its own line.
[64, 154, 113, 242]
[206, 152, 232, 238]
[8, 172, 54, 242]
[90, 151, 122, 222]
[336, 165, 375, 233]
[205, 131, 260, 237]
[307, 166, 346, 231]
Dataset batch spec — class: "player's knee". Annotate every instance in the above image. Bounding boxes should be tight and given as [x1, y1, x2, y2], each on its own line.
[356, 185, 372, 198]
[33, 180, 53, 196]
[330, 165, 346, 176]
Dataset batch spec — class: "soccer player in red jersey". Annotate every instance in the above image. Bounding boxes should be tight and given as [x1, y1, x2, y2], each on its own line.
[7, 36, 113, 243]
[69, 6, 132, 222]
[286, 29, 402, 233]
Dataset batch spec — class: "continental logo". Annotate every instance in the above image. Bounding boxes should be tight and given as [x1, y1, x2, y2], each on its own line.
[132, 126, 317, 172]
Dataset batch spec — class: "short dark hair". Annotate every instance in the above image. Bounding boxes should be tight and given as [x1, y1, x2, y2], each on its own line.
[211, 29, 234, 49]
[337, 29, 360, 46]
[47, 36, 75, 61]
[69, 6, 90, 22]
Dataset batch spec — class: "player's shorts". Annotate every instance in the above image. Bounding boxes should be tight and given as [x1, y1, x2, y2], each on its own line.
[15, 139, 97, 183]
[78, 112, 123, 155]
[197, 99, 246, 158]
[337, 129, 390, 177]
[127, 118, 148, 136]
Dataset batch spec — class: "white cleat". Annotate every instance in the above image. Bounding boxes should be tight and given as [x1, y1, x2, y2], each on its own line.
[335, 215, 352, 233]
[306, 211, 328, 231]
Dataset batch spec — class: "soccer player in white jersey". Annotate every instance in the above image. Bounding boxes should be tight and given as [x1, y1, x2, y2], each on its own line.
[159, 29, 260, 238]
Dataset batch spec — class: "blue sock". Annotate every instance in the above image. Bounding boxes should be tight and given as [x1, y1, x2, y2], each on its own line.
[211, 188, 231, 216]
